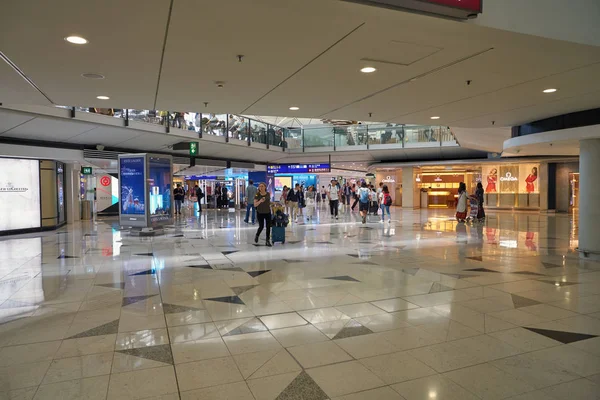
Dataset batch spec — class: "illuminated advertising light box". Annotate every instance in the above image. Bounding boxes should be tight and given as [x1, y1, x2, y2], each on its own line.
[119, 155, 148, 227]
[0, 158, 41, 232]
[118, 154, 173, 228]
[97, 174, 119, 214]
[147, 156, 172, 224]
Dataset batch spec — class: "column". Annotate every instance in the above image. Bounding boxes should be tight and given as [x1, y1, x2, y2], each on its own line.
[579, 139, 600, 260]
[538, 162, 549, 212]
[64, 163, 81, 224]
[402, 167, 418, 209]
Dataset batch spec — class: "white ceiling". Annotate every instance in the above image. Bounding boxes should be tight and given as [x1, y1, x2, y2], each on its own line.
[1, 0, 599, 154]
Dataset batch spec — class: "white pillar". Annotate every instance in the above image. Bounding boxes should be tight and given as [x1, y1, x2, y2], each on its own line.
[402, 167, 417, 209]
[579, 139, 600, 260]
[65, 163, 81, 224]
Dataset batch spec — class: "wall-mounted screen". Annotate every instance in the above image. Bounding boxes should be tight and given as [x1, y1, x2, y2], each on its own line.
[274, 176, 292, 191]
[0, 158, 41, 231]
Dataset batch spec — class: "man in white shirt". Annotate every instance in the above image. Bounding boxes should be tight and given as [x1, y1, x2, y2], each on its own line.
[327, 180, 341, 219]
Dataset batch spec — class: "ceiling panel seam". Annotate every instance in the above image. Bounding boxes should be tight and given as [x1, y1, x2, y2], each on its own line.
[0, 116, 37, 136]
[391, 60, 600, 122]
[0, 51, 54, 104]
[153, 0, 175, 110]
[240, 22, 366, 114]
[65, 126, 100, 142]
[320, 47, 494, 118]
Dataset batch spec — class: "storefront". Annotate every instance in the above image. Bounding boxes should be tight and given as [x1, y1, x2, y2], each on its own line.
[372, 160, 544, 210]
[0, 157, 67, 235]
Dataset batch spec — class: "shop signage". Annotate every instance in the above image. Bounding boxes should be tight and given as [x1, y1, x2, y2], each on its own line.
[81, 166, 93, 175]
[100, 176, 111, 187]
[500, 172, 518, 182]
[382, 175, 396, 183]
[267, 163, 330, 174]
[189, 142, 199, 156]
[434, 176, 443, 182]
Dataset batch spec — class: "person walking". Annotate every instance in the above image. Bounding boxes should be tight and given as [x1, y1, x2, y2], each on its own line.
[173, 184, 185, 215]
[297, 185, 305, 218]
[456, 182, 468, 222]
[286, 184, 300, 222]
[320, 186, 327, 206]
[357, 182, 371, 224]
[254, 183, 272, 247]
[344, 183, 352, 206]
[328, 180, 341, 220]
[475, 182, 485, 220]
[351, 183, 359, 211]
[194, 184, 203, 213]
[221, 186, 229, 209]
[244, 180, 257, 224]
[380, 185, 392, 223]
[305, 186, 316, 221]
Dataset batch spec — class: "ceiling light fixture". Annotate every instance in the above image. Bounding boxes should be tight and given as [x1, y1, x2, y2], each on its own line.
[430, 116, 440, 120]
[289, 106, 299, 111]
[82, 73, 104, 80]
[65, 36, 88, 44]
[543, 88, 557, 93]
[96, 95, 110, 100]
[360, 67, 377, 73]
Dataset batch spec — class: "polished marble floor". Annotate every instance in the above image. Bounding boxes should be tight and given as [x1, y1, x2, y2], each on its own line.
[1, 204, 599, 399]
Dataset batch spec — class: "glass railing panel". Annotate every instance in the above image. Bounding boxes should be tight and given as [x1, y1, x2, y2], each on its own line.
[404, 125, 440, 145]
[77, 107, 125, 119]
[250, 121, 268, 144]
[304, 126, 334, 147]
[268, 125, 285, 148]
[227, 115, 247, 140]
[202, 113, 227, 136]
[285, 128, 303, 150]
[128, 109, 164, 126]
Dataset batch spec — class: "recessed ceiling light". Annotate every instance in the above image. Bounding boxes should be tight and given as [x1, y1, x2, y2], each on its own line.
[65, 36, 88, 44]
[543, 88, 557, 93]
[360, 67, 377, 73]
[96, 95, 110, 100]
[82, 73, 104, 80]
[430, 116, 440, 120]
[289, 106, 299, 111]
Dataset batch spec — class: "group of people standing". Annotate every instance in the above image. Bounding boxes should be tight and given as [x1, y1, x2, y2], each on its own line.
[455, 181, 486, 223]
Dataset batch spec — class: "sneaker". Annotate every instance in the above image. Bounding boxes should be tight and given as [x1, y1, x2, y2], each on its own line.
[266, 240, 272, 247]
[379, 220, 384, 223]
[335, 216, 339, 220]
[254, 234, 259, 244]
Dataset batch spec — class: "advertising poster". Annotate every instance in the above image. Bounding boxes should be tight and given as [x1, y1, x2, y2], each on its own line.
[274, 176, 292, 192]
[519, 164, 539, 193]
[57, 162, 65, 224]
[481, 165, 498, 193]
[97, 174, 119, 214]
[0, 158, 41, 231]
[119, 157, 145, 215]
[148, 157, 172, 223]
[266, 172, 275, 199]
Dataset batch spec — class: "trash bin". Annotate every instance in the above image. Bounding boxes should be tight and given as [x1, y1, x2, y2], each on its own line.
[81, 200, 92, 220]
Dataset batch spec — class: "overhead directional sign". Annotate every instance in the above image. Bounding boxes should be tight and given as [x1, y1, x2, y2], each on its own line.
[189, 142, 199, 156]
[267, 163, 331, 174]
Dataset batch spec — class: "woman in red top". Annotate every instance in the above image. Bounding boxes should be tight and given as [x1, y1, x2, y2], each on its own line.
[486, 168, 497, 193]
[525, 167, 538, 193]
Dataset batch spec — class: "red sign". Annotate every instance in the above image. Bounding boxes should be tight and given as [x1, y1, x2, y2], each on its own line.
[422, 0, 481, 12]
[100, 176, 111, 187]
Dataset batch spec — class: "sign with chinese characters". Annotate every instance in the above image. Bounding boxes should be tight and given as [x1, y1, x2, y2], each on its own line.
[267, 163, 331, 174]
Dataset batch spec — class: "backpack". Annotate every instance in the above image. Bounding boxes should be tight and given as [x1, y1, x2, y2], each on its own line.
[384, 193, 392, 206]
[359, 188, 369, 203]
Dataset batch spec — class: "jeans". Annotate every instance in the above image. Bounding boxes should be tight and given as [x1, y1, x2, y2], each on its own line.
[175, 199, 183, 214]
[329, 200, 339, 217]
[380, 204, 390, 220]
[256, 212, 271, 240]
[346, 194, 351, 205]
[245, 204, 256, 223]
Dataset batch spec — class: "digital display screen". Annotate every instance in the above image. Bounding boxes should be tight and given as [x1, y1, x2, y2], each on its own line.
[120, 156, 145, 215]
[148, 157, 172, 223]
[267, 163, 331, 174]
[274, 176, 292, 192]
[0, 158, 41, 231]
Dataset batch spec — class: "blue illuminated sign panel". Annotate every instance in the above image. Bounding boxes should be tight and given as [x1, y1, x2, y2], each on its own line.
[267, 163, 330, 174]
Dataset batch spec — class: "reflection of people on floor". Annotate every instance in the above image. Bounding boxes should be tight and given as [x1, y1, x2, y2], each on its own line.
[525, 231, 537, 251]
[486, 227, 497, 244]
[525, 167, 538, 193]
[486, 168, 497, 193]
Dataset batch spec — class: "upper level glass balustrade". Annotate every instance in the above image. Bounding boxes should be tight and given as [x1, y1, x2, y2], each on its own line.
[53, 106, 458, 151]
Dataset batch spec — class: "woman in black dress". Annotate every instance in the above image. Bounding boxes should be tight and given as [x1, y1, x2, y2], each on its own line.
[254, 183, 272, 247]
